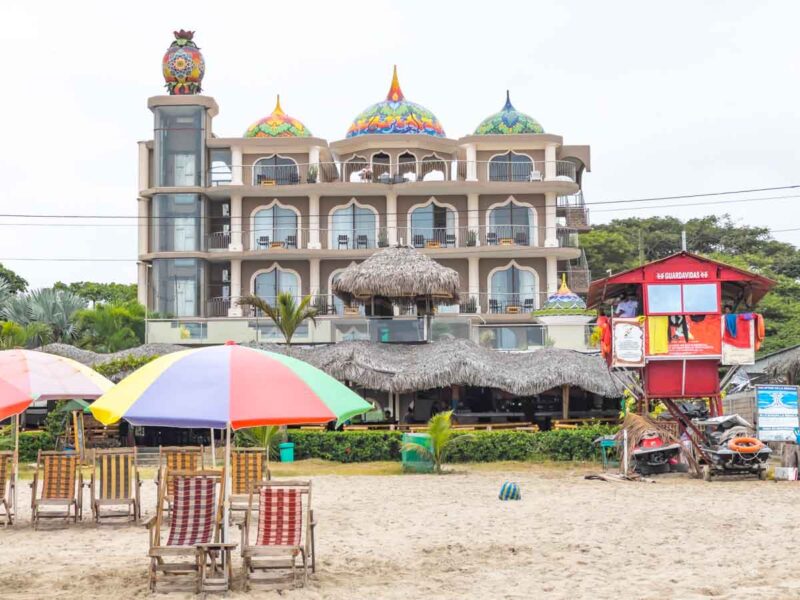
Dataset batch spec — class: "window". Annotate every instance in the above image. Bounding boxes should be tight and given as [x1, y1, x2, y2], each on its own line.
[151, 194, 203, 252]
[254, 268, 299, 304]
[252, 204, 298, 248]
[345, 156, 368, 182]
[488, 201, 535, 246]
[489, 265, 537, 312]
[646, 283, 719, 314]
[398, 152, 417, 175]
[410, 202, 456, 246]
[151, 258, 205, 317]
[330, 203, 377, 249]
[371, 152, 391, 181]
[488, 151, 534, 182]
[209, 149, 232, 186]
[420, 154, 447, 181]
[153, 106, 205, 187]
[252, 155, 299, 185]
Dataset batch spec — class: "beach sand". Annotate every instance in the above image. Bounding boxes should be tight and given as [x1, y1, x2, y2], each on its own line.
[2, 464, 800, 600]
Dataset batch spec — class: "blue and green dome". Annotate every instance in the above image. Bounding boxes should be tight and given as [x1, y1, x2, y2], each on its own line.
[474, 91, 544, 135]
[542, 277, 587, 311]
[346, 66, 445, 138]
[244, 95, 312, 138]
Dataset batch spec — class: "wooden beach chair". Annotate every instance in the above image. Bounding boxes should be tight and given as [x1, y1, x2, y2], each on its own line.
[30, 450, 81, 528]
[154, 446, 203, 518]
[89, 448, 141, 523]
[146, 468, 224, 593]
[0, 451, 15, 526]
[238, 480, 316, 590]
[230, 447, 270, 522]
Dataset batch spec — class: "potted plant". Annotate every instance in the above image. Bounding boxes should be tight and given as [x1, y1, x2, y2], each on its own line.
[306, 165, 318, 184]
[466, 229, 477, 247]
[378, 228, 389, 247]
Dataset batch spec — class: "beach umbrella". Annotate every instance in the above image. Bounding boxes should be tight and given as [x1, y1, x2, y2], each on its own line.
[0, 349, 114, 517]
[90, 342, 372, 538]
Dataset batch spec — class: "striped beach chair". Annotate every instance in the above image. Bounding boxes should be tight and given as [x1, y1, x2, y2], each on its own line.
[30, 450, 82, 528]
[146, 468, 224, 593]
[0, 451, 14, 526]
[239, 480, 315, 590]
[89, 448, 141, 523]
[154, 446, 203, 518]
[230, 447, 270, 522]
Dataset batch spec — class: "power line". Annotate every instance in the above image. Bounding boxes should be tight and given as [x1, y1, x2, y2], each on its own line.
[585, 184, 800, 206]
[591, 193, 800, 213]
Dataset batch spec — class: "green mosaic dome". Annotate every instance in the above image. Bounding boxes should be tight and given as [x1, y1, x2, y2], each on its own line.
[474, 91, 544, 135]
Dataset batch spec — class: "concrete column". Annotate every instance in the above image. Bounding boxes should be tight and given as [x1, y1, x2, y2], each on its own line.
[137, 262, 148, 306]
[386, 192, 398, 244]
[546, 255, 558, 296]
[544, 144, 557, 180]
[229, 194, 243, 251]
[465, 144, 477, 181]
[231, 145, 243, 185]
[138, 142, 149, 191]
[228, 258, 243, 316]
[544, 192, 558, 248]
[309, 146, 320, 171]
[309, 258, 320, 296]
[468, 255, 480, 312]
[138, 198, 149, 256]
[467, 193, 480, 244]
[308, 194, 320, 249]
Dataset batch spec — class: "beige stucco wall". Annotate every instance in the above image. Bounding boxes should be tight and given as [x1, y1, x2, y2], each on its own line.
[319, 259, 362, 292]
[435, 258, 469, 292]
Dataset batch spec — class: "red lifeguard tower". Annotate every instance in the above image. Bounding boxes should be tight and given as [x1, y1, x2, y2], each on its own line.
[587, 252, 775, 448]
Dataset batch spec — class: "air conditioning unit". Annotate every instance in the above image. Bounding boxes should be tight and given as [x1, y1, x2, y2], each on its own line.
[222, 269, 230, 282]
[221, 203, 230, 217]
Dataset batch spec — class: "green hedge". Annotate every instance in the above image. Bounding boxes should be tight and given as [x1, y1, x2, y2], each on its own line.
[287, 426, 616, 463]
[0, 430, 55, 462]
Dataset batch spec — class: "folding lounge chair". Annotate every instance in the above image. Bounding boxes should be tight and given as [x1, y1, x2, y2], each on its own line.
[239, 480, 316, 590]
[89, 448, 141, 523]
[230, 447, 270, 523]
[155, 446, 203, 518]
[30, 450, 81, 528]
[0, 451, 14, 526]
[146, 468, 224, 593]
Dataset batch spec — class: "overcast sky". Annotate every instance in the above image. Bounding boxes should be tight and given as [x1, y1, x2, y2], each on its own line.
[1, 0, 798, 288]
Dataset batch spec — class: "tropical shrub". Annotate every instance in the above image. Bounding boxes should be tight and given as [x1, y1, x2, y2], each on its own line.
[74, 301, 145, 352]
[0, 428, 55, 463]
[94, 354, 158, 377]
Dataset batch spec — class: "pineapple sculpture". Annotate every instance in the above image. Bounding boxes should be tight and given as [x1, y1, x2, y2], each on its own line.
[162, 30, 205, 95]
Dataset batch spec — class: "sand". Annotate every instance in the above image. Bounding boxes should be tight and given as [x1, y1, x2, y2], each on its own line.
[2, 465, 800, 600]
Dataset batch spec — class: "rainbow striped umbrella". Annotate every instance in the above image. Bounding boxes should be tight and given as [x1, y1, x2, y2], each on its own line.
[0, 349, 113, 421]
[90, 344, 371, 429]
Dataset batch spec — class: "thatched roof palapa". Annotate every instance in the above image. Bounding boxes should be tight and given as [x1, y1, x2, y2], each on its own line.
[332, 245, 460, 303]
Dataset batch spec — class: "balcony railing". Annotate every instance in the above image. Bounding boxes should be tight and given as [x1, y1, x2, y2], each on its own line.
[206, 160, 578, 187]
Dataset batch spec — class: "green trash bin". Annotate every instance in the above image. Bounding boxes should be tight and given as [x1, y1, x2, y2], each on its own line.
[401, 433, 433, 473]
[279, 442, 295, 463]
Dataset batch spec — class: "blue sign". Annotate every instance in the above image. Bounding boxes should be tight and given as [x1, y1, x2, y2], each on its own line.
[756, 385, 800, 442]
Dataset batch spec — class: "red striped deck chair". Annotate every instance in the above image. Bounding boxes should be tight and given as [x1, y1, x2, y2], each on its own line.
[0, 451, 14, 526]
[30, 450, 81, 528]
[146, 468, 224, 593]
[238, 480, 315, 590]
[154, 445, 203, 518]
[90, 448, 141, 523]
[230, 447, 269, 522]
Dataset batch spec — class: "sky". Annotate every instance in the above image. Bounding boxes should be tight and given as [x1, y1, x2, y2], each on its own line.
[0, 0, 798, 288]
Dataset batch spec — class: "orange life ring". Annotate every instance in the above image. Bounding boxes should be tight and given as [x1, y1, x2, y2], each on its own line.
[727, 437, 765, 453]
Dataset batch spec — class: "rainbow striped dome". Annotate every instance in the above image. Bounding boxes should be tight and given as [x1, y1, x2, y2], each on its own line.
[474, 91, 544, 135]
[542, 276, 587, 311]
[346, 67, 445, 138]
[244, 95, 312, 138]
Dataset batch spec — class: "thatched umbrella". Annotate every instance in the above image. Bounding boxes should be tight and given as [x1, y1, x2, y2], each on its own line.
[331, 246, 460, 313]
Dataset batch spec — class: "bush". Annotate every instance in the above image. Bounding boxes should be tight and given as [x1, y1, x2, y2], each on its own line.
[287, 426, 617, 463]
[0, 429, 54, 462]
[95, 354, 158, 378]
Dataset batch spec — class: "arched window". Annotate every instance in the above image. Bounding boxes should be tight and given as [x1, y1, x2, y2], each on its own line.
[345, 155, 368, 182]
[328, 266, 364, 316]
[487, 199, 536, 246]
[398, 151, 417, 181]
[489, 263, 538, 313]
[488, 151, 534, 182]
[420, 154, 447, 181]
[253, 266, 300, 305]
[371, 152, 391, 182]
[252, 155, 299, 186]
[251, 202, 299, 249]
[330, 201, 378, 249]
[409, 199, 457, 247]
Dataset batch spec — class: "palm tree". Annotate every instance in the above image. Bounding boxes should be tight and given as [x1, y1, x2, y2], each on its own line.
[0, 321, 52, 349]
[238, 291, 317, 355]
[238, 425, 285, 460]
[1, 288, 85, 343]
[401, 410, 472, 474]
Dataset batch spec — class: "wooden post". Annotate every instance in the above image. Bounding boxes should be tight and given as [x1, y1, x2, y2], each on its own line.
[561, 384, 570, 420]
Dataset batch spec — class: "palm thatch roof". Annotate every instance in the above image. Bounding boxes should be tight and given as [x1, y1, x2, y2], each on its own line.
[332, 245, 460, 303]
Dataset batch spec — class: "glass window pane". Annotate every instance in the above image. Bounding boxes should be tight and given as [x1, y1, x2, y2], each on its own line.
[646, 284, 682, 314]
[682, 283, 718, 313]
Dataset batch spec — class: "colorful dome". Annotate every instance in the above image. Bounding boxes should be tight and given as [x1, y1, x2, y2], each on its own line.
[474, 91, 544, 135]
[162, 30, 205, 95]
[346, 66, 445, 138]
[542, 276, 587, 311]
[244, 96, 312, 138]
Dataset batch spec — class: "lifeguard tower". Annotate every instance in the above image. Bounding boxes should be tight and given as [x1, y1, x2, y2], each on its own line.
[587, 252, 775, 450]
